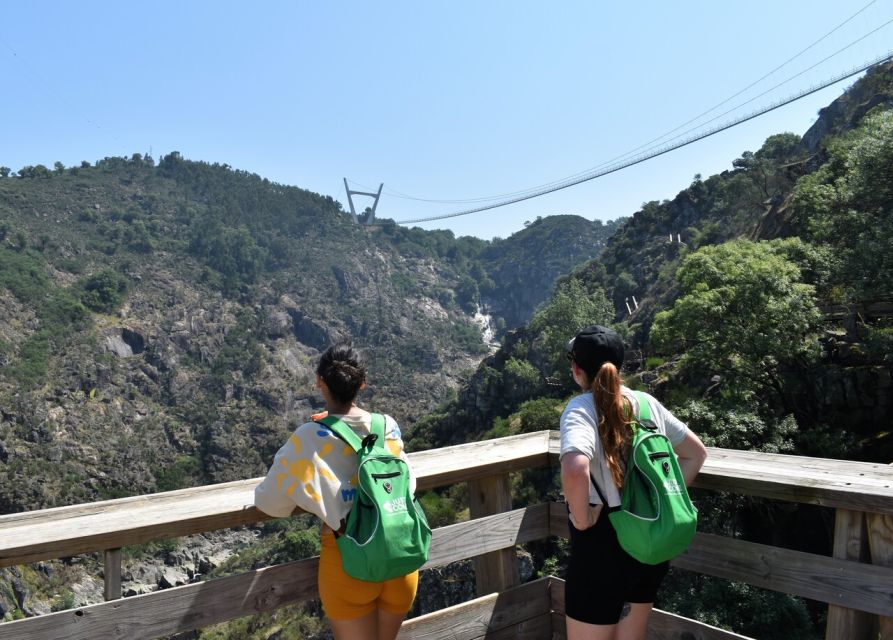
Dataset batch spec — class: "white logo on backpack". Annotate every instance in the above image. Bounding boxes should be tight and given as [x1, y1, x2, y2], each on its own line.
[382, 497, 408, 514]
[663, 479, 683, 495]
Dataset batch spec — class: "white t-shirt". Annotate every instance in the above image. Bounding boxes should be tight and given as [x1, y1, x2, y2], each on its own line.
[254, 412, 414, 530]
[559, 387, 688, 507]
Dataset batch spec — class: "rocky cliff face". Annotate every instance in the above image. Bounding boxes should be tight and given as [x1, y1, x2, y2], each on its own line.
[0, 159, 618, 515]
[480, 215, 622, 329]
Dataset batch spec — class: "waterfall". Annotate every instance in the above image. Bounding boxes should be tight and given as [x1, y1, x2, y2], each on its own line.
[473, 304, 499, 348]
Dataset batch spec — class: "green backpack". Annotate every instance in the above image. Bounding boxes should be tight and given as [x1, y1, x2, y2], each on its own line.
[591, 390, 697, 565]
[317, 413, 431, 582]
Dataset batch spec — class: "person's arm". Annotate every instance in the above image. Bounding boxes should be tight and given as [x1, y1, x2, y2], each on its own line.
[561, 452, 601, 530]
[673, 430, 708, 487]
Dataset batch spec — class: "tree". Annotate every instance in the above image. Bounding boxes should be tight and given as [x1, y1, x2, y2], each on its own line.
[455, 275, 479, 313]
[651, 239, 821, 409]
[0, 167, 10, 178]
[529, 278, 614, 379]
[53, 161, 65, 175]
[791, 108, 893, 300]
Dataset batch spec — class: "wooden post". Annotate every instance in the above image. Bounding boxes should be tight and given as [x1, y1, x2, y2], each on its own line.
[104, 548, 122, 601]
[468, 474, 518, 596]
[868, 468, 893, 639]
[826, 509, 872, 639]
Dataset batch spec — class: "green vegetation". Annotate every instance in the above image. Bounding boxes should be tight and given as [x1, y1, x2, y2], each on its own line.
[407, 67, 893, 638]
[651, 238, 822, 410]
[791, 108, 893, 301]
[529, 278, 614, 380]
[2, 63, 892, 639]
[80, 269, 128, 313]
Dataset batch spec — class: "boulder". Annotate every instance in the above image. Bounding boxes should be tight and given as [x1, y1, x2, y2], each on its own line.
[266, 310, 293, 338]
[157, 567, 188, 589]
[103, 333, 133, 357]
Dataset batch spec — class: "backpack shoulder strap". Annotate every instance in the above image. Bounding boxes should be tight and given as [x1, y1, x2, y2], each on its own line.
[317, 415, 363, 452]
[589, 391, 651, 511]
[369, 413, 386, 442]
[631, 390, 653, 423]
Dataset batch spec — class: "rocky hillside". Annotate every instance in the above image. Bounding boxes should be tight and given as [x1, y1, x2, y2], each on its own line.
[479, 215, 623, 329]
[0, 157, 617, 514]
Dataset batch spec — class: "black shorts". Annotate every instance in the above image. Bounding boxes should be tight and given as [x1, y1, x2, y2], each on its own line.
[565, 509, 670, 625]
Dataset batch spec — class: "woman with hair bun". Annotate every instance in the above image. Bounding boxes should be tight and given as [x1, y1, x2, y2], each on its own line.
[559, 325, 707, 640]
[255, 342, 418, 640]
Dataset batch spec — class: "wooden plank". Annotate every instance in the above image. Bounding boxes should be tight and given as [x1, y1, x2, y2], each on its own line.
[425, 505, 550, 568]
[868, 504, 893, 639]
[549, 501, 570, 538]
[548, 442, 893, 516]
[0, 508, 553, 640]
[648, 610, 755, 639]
[672, 532, 893, 617]
[551, 578, 752, 639]
[468, 474, 518, 596]
[6, 432, 893, 571]
[0, 431, 552, 568]
[551, 612, 566, 640]
[475, 614, 552, 640]
[550, 505, 893, 617]
[398, 577, 551, 639]
[0, 556, 319, 640]
[691, 449, 893, 516]
[825, 509, 873, 640]
[0, 479, 273, 568]
[548, 439, 893, 515]
[412, 431, 552, 492]
[549, 575, 565, 614]
[103, 548, 122, 601]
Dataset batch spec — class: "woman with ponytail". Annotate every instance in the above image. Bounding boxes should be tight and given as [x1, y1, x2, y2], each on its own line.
[559, 325, 707, 640]
[255, 343, 418, 640]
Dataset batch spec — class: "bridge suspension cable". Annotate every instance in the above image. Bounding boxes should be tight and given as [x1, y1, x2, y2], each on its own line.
[382, 1, 881, 207]
[392, 51, 892, 225]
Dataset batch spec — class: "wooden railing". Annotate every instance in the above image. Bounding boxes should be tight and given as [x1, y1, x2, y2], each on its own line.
[0, 431, 891, 639]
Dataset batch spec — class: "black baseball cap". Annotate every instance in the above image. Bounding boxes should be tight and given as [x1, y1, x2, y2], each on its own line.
[566, 325, 624, 377]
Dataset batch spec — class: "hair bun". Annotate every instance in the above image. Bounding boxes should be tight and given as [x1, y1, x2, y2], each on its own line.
[333, 360, 359, 376]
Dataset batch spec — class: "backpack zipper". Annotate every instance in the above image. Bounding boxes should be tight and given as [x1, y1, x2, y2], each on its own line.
[371, 472, 401, 481]
[649, 452, 670, 461]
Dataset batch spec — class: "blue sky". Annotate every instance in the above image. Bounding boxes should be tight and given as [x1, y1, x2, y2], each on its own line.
[1, 1, 891, 239]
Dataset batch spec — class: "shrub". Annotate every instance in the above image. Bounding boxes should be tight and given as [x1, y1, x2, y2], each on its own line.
[281, 529, 321, 560]
[80, 270, 128, 313]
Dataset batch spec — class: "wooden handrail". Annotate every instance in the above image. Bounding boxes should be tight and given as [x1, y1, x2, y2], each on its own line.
[4, 431, 893, 568]
[547, 439, 893, 515]
[1, 430, 892, 640]
[0, 431, 552, 568]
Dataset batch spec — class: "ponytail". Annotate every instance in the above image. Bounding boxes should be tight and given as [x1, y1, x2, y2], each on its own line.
[592, 362, 633, 488]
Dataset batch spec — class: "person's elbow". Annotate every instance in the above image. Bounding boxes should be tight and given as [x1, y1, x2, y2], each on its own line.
[691, 437, 708, 470]
[675, 432, 708, 481]
[560, 452, 591, 485]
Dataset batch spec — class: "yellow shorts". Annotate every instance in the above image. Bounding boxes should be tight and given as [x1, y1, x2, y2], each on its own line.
[318, 530, 419, 620]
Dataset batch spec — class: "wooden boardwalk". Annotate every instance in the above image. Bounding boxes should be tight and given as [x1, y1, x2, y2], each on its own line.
[0, 430, 891, 639]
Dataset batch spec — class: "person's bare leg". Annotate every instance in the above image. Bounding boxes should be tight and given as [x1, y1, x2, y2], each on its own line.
[566, 614, 616, 640]
[614, 602, 652, 640]
[377, 608, 408, 640]
[329, 610, 378, 640]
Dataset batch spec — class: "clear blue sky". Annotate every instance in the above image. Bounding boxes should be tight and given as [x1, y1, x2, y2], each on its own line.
[2, 1, 891, 239]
